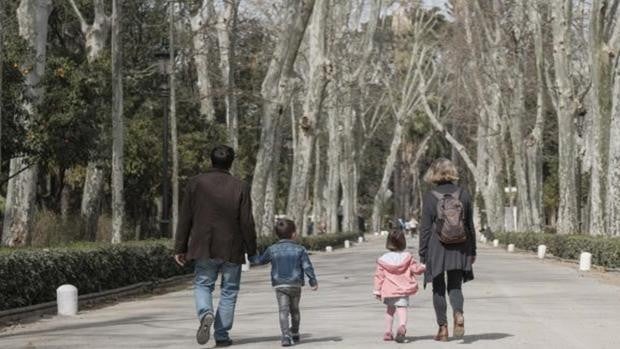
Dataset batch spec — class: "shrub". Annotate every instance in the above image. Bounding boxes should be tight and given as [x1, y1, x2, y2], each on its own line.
[487, 231, 620, 269]
[0, 232, 362, 311]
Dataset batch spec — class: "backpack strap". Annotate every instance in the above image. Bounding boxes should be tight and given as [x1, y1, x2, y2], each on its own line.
[431, 190, 444, 201]
[451, 188, 462, 200]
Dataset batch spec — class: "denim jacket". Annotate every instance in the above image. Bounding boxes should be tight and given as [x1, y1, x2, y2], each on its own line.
[253, 240, 318, 287]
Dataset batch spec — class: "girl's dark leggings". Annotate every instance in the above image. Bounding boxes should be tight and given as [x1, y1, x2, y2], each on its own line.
[432, 270, 464, 326]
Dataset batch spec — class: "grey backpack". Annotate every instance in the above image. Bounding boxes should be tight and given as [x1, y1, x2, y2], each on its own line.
[432, 189, 467, 244]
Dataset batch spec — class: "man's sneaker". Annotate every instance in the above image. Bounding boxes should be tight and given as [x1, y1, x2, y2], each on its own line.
[395, 325, 407, 343]
[291, 332, 301, 343]
[215, 339, 233, 347]
[196, 312, 214, 345]
[281, 335, 293, 347]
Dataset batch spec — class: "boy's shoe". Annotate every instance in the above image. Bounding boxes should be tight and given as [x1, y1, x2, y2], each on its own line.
[395, 325, 407, 343]
[383, 332, 394, 341]
[215, 339, 233, 347]
[291, 333, 301, 343]
[281, 335, 293, 347]
[196, 312, 214, 345]
[453, 312, 465, 338]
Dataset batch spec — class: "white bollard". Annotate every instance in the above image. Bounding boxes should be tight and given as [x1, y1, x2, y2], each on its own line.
[537, 245, 547, 259]
[481, 236, 487, 244]
[493, 239, 499, 247]
[242, 253, 250, 272]
[507, 244, 515, 252]
[380, 230, 389, 236]
[57, 284, 78, 316]
[579, 252, 592, 271]
[358, 236, 364, 243]
[344, 240, 351, 249]
[325, 246, 333, 252]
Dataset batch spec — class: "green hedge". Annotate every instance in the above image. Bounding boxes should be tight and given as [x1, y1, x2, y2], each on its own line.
[0, 232, 361, 311]
[484, 231, 620, 269]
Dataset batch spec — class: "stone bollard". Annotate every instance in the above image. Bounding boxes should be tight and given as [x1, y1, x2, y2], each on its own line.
[380, 230, 389, 236]
[537, 245, 547, 259]
[579, 252, 592, 271]
[481, 236, 487, 244]
[507, 244, 515, 252]
[358, 236, 364, 243]
[57, 284, 78, 316]
[242, 253, 250, 272]
[344, 240, 351, 249]
[325, 246, 333, 252]
[493, 239, 499, 247]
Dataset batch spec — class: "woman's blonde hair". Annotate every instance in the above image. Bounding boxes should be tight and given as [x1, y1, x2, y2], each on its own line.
[423, 158, 460, 184]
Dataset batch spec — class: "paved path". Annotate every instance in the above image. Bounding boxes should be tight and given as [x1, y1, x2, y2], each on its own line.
[2, 235, 620, 349]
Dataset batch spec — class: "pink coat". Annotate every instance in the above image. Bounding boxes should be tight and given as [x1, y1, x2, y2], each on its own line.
[373, 252, 426, 299]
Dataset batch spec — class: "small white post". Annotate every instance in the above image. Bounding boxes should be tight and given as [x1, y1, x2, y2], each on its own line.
[507, 244, 515, 252]
[537, 245, 546, 259]
[358, 236, 364, 243]
[325, 246, 333, 252]
[579, 252, 592, 271]
[493, 239, 499, 247]
[344, 240, 351, 249]
[481, 236, 487, 244]
[380, 230, 389, 236]
[242, 253, 250, 272]
[57, 284, 78, 316]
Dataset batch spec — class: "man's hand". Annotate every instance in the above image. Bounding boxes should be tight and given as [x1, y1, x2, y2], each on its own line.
[311, 284, 319, 291]
[469, 255, 477, 265]
[174, 254, 187, 267]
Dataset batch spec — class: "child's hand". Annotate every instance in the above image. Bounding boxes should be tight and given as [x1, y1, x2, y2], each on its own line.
[375, 294, 381, 301]
[311, 284, 319, 291]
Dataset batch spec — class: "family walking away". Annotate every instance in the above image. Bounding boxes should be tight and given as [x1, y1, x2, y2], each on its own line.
[251, 218, 319, 346]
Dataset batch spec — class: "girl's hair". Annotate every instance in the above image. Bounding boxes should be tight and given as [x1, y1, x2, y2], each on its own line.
[386, 230, 406, 252]
[423, 157, 460, 184]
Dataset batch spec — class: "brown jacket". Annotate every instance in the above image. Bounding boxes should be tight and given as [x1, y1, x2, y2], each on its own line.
[174, 168, 257, 264]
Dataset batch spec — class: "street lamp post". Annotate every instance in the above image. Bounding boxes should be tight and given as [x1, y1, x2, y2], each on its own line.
[155, 47, 171, 237]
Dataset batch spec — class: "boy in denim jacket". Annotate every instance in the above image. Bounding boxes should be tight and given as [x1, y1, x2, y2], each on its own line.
[251, 218, 318, 347]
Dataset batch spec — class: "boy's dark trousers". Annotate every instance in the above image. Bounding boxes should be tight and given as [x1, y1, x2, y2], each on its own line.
[275, 286, 302, 337]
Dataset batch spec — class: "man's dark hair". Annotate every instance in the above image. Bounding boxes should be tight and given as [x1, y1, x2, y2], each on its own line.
[386, 230, 406, 252]
[275, 218, 296, 239]
[210, 145, 235, 169]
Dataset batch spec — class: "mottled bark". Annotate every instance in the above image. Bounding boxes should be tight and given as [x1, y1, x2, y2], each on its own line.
[2, 0, 52, 247]
[605, 7, 620, 235]
[216, 0, 239, 153]
[170, 4, 179, 240]
[81, 163, 103, 240]
[286, 0, 329, 231]
[325, 91, 340, 234]
[111, 0, 124, 243]
[191, 0, 216, 122]
[252, 0, 315, 227]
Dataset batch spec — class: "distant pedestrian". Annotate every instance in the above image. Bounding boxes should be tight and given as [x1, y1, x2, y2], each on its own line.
[251, 219, 319, 347]
[373, 230, 426, 343]
[419, 158, 477, 341]
[174, 145, 257, 347]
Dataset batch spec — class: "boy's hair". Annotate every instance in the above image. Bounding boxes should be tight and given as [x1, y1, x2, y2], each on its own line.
[275, 218, 296, 239]
[210, 145, 235, 170]
[386, 230, 406, 252]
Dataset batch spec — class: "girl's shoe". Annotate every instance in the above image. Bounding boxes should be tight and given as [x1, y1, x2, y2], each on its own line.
[383, 332, 394, 341]
[434, 325, 449, 342]
[395, 325, 407, 343]
[453, 312, 465, 338]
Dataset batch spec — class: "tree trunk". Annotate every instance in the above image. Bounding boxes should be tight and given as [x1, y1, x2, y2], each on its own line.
[2, 0, 52, 247]
[325, 92, 340, 234]
[68, 0, 110, 241]
[286, 0, 329, 231]
[169, 3, 179, 240]
[0, 2, 3, 178]
[550, 0, 579, 234]
[251, 0, 315, 227]
[605, 15, 620, 236]
[111, 0, 124, 244]
[215, 0, 239, 154]
[311, 137, 324, 234]
[340, 101, 357, 233]
[260, 129, 283, 236]
[371, 121, 403, 234]
[191, 0, 216, 123]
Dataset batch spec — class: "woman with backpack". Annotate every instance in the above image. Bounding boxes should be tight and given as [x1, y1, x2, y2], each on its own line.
[419, 158, 477, 342]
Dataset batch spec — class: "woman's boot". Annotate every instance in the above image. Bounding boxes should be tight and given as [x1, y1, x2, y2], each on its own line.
[434, 325, 448, 342]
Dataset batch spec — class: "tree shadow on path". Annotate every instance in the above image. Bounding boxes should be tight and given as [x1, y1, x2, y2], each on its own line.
[407, 333, 513, 344]
[232, 334, 342, 346]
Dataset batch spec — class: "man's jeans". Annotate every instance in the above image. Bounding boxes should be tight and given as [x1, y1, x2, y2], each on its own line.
[194, 259, 242, 341]
[275, 287, 302, 337]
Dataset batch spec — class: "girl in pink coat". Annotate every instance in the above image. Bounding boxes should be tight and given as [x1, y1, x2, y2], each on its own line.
[373, 230, 426, 342]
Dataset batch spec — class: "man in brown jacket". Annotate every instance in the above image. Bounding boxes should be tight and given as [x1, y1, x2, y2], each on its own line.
[174, 145, 257, 347]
